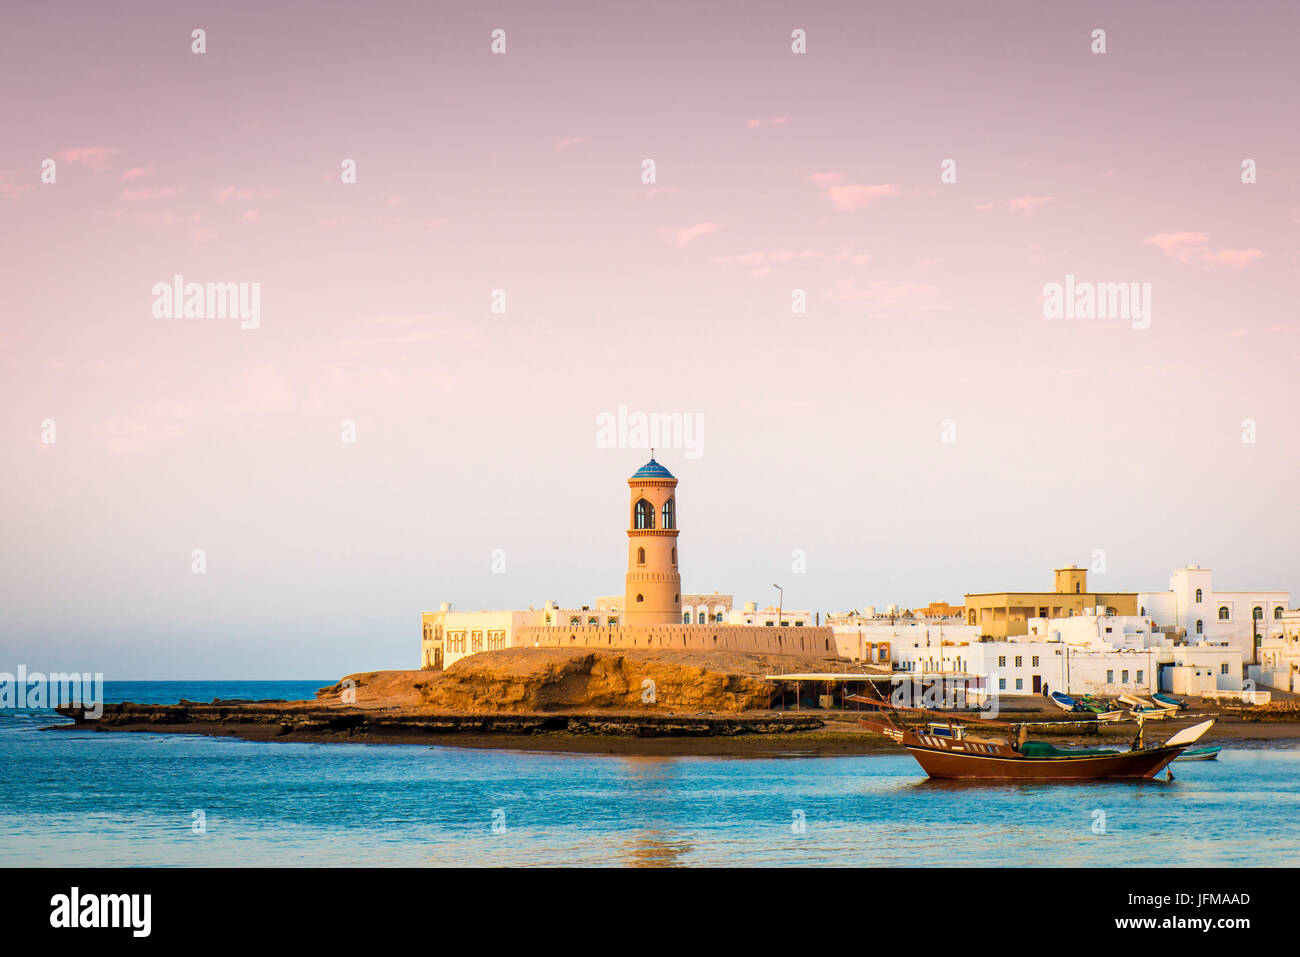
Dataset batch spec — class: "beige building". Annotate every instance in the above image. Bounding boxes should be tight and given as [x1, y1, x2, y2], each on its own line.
[964, 565, 1137, 638]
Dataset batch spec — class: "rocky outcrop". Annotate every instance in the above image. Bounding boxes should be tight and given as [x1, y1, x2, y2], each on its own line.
[56, 702, 826, 738]
[316, 648, 857, 714]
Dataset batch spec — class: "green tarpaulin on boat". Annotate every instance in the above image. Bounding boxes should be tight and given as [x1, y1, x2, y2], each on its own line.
[1019, 741, 1119, 758]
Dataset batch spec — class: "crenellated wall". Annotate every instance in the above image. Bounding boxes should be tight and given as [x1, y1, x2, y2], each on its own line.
[515, 623, 838, 657]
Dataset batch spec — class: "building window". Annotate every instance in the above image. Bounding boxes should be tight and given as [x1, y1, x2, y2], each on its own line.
[1196, 620, 1203, 634]
[1136, 670, 1143, 683]
[1195, 588, 1203, 603]
[471, 631, 483, 652]
[661, 498, 675, 529]
[1253, 606, 1263, 620]
[1220, 662, 1229, 675]
[569, 616, 580, 627]
[671, 547, 676, 565]
[1032, 656, 1039, 667]
[764, 620, 774, 627]
[637, 547, 646, 565]
[1015, 678, 1023, 690]
[1014, 656, 1022, 668]
[636, 594, 644, 603]
[682, 613, 691, 624]
[634, 499, 655, 529]
[587, 616, 598, 627]
[1219, 606, 1230, 620]
[1121, 670, 1129, 683]
[1275, 607, 1284, 620]
[999, 678, 1007, 690]
[697, 613, 706, 624]
[715, 612, 724, 623]
[1106, 670, 1114, 683]
[608, 617, 618, 627]
[998, 655, 1006, 667]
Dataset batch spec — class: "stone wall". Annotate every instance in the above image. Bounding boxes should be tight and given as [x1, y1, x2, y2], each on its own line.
[514, 623, 837, 658]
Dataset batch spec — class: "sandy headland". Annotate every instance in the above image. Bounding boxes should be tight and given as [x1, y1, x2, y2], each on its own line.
[53, 648, 1300, 757]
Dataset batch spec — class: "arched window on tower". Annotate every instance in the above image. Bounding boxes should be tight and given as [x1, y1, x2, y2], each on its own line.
[661, 498, 675, 529]
[671, 547, 676, 565]
[1195, 588, 1203, 603]
[636, 547, 645, 565]
[634, 499, 655, 529]
[636, 594, 644, 603]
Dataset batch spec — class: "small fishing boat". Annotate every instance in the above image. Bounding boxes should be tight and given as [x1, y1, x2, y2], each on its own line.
[1174, 745, 1220, 761]
[1120, 693, 1178, 719]
[852, 695, 1213, 781]
[1152, 692, 1187, 711]
[1078, 696, 1126, 722]
[1050, 691, 1082, 712]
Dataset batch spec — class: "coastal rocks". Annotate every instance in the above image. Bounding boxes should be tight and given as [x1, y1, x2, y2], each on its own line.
[317, 648, 849, 714]
[55, 702, 826, 739]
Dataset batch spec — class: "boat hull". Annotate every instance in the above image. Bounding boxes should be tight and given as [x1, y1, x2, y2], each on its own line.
[1174, 746, 1220, 761]
[907, 743, 1184, 780]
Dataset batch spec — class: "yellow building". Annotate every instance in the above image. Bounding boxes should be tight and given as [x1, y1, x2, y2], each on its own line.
[964, 565, 1137, 638]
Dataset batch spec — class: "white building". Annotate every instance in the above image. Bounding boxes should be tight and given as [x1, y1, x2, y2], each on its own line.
[870, 610, 1243, 702]
[829, 620, 980, 667]
[1139, 564, 1289, 663]
[1255, 609, 1300, 692]
[727, 602, 814, 628]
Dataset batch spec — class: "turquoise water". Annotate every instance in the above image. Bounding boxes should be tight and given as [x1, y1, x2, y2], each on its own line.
[3, 682, 1299, 866]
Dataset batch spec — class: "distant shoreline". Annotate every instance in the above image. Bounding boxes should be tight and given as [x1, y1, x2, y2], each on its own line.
[51, 700, 1300, 758]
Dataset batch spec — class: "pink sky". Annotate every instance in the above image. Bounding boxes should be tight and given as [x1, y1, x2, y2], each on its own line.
[2, 1, 1298, 678]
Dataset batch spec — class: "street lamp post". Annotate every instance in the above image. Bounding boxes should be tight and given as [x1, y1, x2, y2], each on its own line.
[773, 584, 783, 628]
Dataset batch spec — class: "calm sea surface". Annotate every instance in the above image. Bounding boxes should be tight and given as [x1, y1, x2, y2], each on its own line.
[2, 681, 1299, 867]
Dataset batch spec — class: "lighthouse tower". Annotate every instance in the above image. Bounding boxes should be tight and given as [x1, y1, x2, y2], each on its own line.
[624, 455, 681, 626]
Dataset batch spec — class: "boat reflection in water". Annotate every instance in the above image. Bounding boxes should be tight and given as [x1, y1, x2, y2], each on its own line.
[622, 831, 693, 867]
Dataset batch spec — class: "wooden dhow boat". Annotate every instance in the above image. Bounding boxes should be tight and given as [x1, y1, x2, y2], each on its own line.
[850, 695, 1214, 781]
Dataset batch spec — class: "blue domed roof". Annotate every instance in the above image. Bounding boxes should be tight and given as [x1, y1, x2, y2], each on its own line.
[630, 457, 675, 480]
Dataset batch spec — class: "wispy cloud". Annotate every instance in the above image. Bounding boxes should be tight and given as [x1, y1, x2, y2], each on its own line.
[667, 222, 720, 248]
[822, 181, 899, 211]
[711, 250, 822, 266]
[119, 165, 156, 183]
[746, 117, 788, 128]
[1008, 195, 1052, 214]
[1201, 248, 1264, 268]
[1144, 232, 1263, 268]
[54, 146, 120, 171]
[554, 136, 585, 150]
[828, 278, 942, 315]
[100, 400, 196, 454]
[0, 169, 34, 198]
[121, 186, 181, 200]
[216, 186, 277, 202]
